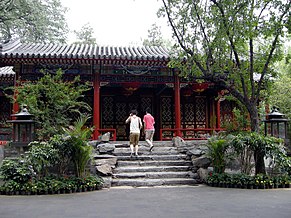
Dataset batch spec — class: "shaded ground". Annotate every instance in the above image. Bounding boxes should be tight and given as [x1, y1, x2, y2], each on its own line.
[0, 185, 291, 218]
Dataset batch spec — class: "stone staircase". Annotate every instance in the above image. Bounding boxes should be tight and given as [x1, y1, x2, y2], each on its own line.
[111, 141, 197, 187]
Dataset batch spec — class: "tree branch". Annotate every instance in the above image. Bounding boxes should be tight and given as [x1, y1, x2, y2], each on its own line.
[192, 2, 213, 71]
[256, 1, 291, 103]
[162, 0, 206, 74]
[211, 0, 241, 68]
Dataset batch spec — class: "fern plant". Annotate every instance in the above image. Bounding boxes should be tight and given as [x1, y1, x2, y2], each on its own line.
[62, 115, 94, 178]
[206, 137, 228, 174]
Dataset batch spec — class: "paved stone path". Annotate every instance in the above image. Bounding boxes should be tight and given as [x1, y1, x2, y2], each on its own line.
[0, 185, 291, 218]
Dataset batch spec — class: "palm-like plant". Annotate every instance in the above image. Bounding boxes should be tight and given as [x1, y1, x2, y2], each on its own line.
[63, 115, 94, 178]
[206, 137, 228, 174]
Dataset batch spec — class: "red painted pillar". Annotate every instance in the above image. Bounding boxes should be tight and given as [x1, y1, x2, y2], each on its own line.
[93, 71, 100, 140]
[174, 75, 182, 137]
[12, 87, 19, 114]
[217, 100, 221, 129]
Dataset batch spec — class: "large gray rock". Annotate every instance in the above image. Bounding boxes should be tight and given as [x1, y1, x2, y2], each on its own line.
[187, 148, 204, 156]
[96, 164, 113, 176]
[97, 143, 116, 153]
[191, 155, 211, 169]
[95, 157, 117, 166]
[197, 168, 209, 182]
[172, 136, 186, 147]
[100, 132, 111, 142]
[101, 176, 112, 188]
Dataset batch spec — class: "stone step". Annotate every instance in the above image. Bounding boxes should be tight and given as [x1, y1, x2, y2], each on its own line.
[114, 165, 192, 173]
[101, 140, 199, 187]
[111, 178, 197, 187]
[116, 154, 188, 161]
[117, 160, 192, 167]
[112, 141, 175, 148]
[113, 146, 180, 154]
[113, 171, 193, 179]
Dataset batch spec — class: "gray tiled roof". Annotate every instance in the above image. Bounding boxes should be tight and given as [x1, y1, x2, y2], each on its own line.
[0, 39, 171, 65]
[0, 66, 15, 79]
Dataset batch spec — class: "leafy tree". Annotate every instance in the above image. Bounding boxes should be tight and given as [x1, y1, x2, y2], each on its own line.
[9, 69, 91, 140]
[269, 72, 291, 118]
[73, 23, 97, 45]
[0, 0, 68, 43]
[143, 23, 165, 46]
[269, 49, 291, 143]
[160, 0, 291, 174]
[229, 132, 291, 175]
[270, 48, 291, 119]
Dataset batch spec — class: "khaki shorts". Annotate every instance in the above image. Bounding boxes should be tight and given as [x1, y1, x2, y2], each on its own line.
[145, 129, 155, 141]
[129, 133, 140, 146]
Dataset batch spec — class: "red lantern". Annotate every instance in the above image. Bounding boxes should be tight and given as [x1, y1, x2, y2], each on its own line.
[123, 82, 141, 92]
[192, 83, 209, 92]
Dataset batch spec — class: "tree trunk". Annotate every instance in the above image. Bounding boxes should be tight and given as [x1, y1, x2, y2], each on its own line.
[249, 105, 266, 174]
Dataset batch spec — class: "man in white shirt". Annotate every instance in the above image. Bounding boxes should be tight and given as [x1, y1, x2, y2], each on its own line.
[125, 109, 142, 157]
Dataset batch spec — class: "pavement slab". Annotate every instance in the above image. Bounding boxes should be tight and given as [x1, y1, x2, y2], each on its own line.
[0, 185, 291, 218]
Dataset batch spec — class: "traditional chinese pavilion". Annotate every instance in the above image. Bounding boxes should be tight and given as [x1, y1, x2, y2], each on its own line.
[0, 39, 234, 141]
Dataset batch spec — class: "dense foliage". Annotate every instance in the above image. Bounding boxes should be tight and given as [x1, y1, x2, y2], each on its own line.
[143, 23, 167, 47]
[207, 172, 291, 189]
[206, 137, 228, 173]
[205, 133, 291, 189]
[0, 0, 68, 43]
[73, 23, 97, 45]
[160, 0, 291, 173]
[62, 115, 94, 178]
[207, 133, 291, 175]
[269, 51, 291, 142]
[0, 116, 102, 195]
[9, 69, 91, 140]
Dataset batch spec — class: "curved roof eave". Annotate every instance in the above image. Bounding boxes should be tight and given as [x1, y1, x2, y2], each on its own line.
[0, 40, 171, 66]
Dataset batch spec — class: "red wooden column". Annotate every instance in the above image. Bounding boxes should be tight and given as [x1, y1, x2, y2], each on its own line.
[93, 70, 100, 140]
[12, 83, 19, 115]
[174, 74, 182, 137]
[217, 100, 221, 129]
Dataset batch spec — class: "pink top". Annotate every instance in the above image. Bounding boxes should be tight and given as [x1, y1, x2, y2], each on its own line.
[143, 113, 155, 130]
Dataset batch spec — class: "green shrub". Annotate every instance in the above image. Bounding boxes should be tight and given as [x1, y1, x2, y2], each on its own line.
[49, 134, 73, 176]
[206, 136, 229, 173]
[0, 158, 35, 184]
[206, 172, 291, 189]
[26, 141, 59, 179]
[62, 115, 94, 178]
